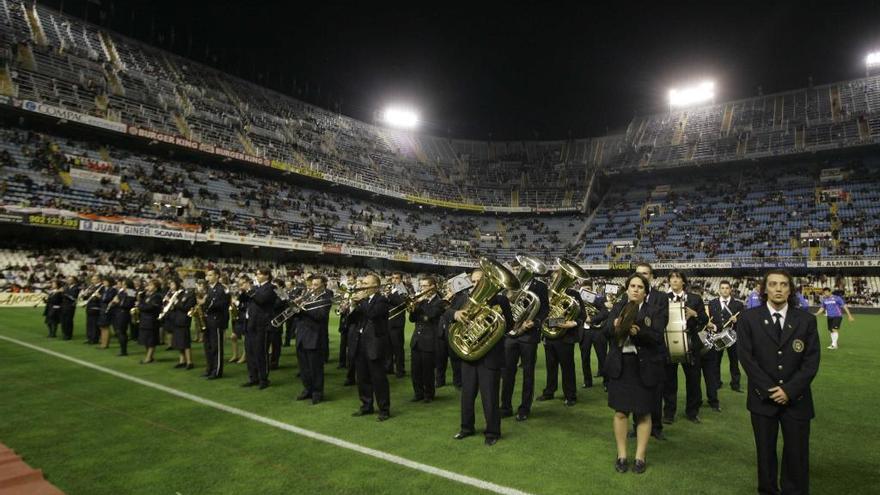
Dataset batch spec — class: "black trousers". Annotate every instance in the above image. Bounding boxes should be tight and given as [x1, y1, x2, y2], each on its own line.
[46, 316, 59, 337]
[542, 339, 577, 401]
[339, 330, 349, 367]
[460, 360, 501, 438]
[113, 321, 129, 355]
[751, 412, 811, 495]
[663, 359, 704, 419]
[245, 328, 269, 385]
[385, 324, 405, 375]
[268, 329, 282, 368]
[284, 319, 295, 346]
[700, 350, 721, 408]
[436, 338, 461, 386]
[718, 343, 742, 389]
[297, 347, 325, 397]
[85, 310, 99, 343]
[204, 324, 224, 377]
[129, 320, 139, 341]
[579, 329, 607, 385]
[501, 339, 537, 415]
[355, 342, 390, 414]
[411, 348, 436, 400]
[60, 309, 75, 340]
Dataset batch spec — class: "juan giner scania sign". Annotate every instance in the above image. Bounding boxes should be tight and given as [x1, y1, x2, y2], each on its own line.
[79, 220, 192, 240]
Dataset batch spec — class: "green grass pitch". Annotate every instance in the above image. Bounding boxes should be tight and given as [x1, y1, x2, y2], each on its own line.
[1, 308, 878, 494]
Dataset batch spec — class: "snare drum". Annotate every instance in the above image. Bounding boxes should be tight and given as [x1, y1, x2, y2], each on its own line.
[697, 330, 714, 355]
[712, 327, 737, 351]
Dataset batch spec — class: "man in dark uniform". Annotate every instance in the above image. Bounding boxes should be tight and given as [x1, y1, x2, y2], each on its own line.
[440, 280, 470, 390]
[386, 272, 408, 377]
[501, 268, 549, 422]
[295, 275, 333, 404]
[243, 269, 278, 389]
[737, 269, 820, 495]
[708, 280, 745, 393]
[579, 288, 610, 389]
[268, 279, 289, 370]
[84, 274, 103, 344]
[59, 276, 79, 340]
[284, 277, 305, 347]
[663, 271, 709, 424]
[347, 274, 392, 421]
[536, 286, 585, 407]
[408, 276, 446, 403]
[204, 269, 230, 380]
[452, 268, 514, 446]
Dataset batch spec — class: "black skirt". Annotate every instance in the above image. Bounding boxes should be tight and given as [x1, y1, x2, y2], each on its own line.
[171, 324, 191, 350]
[138, 326, 159, 347]
[607, 354, 656, 416]
[97, 309, 112, 327]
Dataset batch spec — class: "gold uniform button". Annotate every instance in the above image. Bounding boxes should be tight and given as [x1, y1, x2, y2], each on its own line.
[777, 351, 783, 355]
[778, 380, 784, 384]
[778, 365, 783, 370]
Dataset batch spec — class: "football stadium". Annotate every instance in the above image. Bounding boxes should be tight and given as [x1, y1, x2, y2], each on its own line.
[1, 1, 879, 494]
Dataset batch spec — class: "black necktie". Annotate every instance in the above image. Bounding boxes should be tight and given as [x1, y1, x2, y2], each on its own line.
[675, 295, 683, 303]
[773, 312, 783, 335]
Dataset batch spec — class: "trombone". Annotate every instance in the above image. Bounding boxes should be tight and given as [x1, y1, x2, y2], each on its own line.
[270, 289, 333, 328]
[387, 287, 438, 320]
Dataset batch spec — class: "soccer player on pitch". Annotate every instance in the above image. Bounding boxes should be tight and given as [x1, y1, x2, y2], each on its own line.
[813, 288, 854, 350]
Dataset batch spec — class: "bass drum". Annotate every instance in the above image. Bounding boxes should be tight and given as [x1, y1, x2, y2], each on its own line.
[665, 301, 691, 364]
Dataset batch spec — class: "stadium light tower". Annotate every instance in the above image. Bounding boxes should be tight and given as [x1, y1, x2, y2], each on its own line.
[381, 106, 419, 129]
[866, 51, 880, 76]
[668, 80, 716, 109]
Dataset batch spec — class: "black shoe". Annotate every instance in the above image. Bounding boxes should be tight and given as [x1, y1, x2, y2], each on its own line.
[311, 396, 322, 405]
[628, 430, 636, 439]
[352, 409, 374, 417]
[453, 431, 474, 440]
[297, 391, 313, 401]
[500, 409, 513, 418]
[117, 352, 127, 357]
[174, 362, 186, 369]
[377, 413, 391, 422]
[206, 375, 220, 380]
[564, 399, 576, 407]
[582, 382, 593, 389]
[241, 381, 257, 387]
[165, 346, 174, 351]
[651, 430, 666, 441]
[711, 406, 722, 413]
[687, 415, 702, 424]
[615, 458, 629, 473]
[662, 416, 675, 425]
[185, 363, 194, 370]
[409, 397, 425, 403]
[139, 359, 154, 364]
[201, 372, 211, 377]
[422, 398, 433, 404]
[258, 381, 270, 390]
[633, 459, 647, 474]
[536, 395, 553, 402]
[515, 413, 528, 422]
[484, 437, 498, 446]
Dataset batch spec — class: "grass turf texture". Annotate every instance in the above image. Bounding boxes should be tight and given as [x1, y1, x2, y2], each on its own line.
[1, 308, 878, 494]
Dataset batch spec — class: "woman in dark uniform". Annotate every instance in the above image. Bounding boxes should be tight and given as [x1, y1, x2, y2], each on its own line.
[165, 278, 196, 370]
[138, 279, 164, 364]
[111, 279, 135, 356]
[97, 276, 118, 349]
[229, 275, 251, 364]
[604, 273, 664, 474]
[44, 279, 64, 338]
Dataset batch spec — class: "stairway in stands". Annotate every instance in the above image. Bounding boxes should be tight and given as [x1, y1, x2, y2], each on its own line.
[0, 443, 64, 494]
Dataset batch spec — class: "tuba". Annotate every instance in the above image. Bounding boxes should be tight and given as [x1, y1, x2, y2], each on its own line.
[541, 257, 589, 339]
[508, 255, 547, 336]
[448, 258, 520, 361]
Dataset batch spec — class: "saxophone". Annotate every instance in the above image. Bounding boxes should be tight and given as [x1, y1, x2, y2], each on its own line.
[541, 257, 589, 339]
[189, 289, 207, 332]
[447, 258, 520, 361]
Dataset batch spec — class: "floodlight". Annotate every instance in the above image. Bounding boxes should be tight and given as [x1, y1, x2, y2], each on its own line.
[866, 51, 880, 68]
[382, 107, 419, 129]
[668, 81, 715, 108]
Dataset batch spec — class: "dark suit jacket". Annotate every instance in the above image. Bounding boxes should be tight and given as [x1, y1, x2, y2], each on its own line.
[296, 289, 333, 351]
[205, 283, 231, 330]
[165, 290, 195, 329]
[110, 290, 135, 329]
[138, 291, 163, 332]
[246, 282, 279, 334]
[347, 294, 392, 360]
[603, 301, 665, 387]
[61, 286, 80, 312]
[409, 295, 446, 352]
[708, 297, 745, 329]
[736, 305, 820, 420]
[387, 290, 407, 329]
[509, 278, 550, 344]
[86, 286, 104, 313]
[97, 287, 118, 326]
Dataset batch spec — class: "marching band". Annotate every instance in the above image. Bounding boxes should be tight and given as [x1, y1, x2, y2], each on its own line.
[38, 258, 821, 491]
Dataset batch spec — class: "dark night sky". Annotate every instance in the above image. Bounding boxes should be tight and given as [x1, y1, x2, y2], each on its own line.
[41, 0, 880, 140]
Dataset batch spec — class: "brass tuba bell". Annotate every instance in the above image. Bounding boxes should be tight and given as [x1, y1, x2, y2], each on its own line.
[541, 257, 589, 338]
[508, 255, 547, 336]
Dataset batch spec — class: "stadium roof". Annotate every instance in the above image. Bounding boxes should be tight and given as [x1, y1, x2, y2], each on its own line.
[43, 0, 880, 140]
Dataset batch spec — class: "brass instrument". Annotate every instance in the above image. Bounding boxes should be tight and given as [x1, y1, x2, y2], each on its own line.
[448, 258, 520, 361]
[188, 290, 207, 332]
[229, 295, 240, 322]
[388, 287, 438, 320]
[270, 289, 332, 328]
[158, 289, 183, 321]
[508, 255, 548, 336]
[541, 258, 590, 338]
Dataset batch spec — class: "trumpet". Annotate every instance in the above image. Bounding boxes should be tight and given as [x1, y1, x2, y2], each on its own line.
[387, 287, 438, 320]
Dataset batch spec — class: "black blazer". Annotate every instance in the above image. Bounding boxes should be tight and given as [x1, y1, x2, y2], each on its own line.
[234, 289, 250, 333]
[736, 305, 820, 420]
[205, 283, 231, 331]
[409, 294, 447, 352]
[603, 301, 665, 387]
[708, 297, 745, 329]
[86, 286, 104, 313]
[110, 290, 135, 329]
[296, 289, 333, 351]
[165, 290, 195, 329]
[138, 291, 163, 332]
[508, 278, 550, 344]
[246, 282, 279, 334]
[347, 294, 392, 361]
[387, 290, 408, 329]
[61, 286, 80, 312]
[97, 287, 118, 326]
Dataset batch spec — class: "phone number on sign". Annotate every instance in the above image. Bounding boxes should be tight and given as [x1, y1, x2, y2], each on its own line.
[27, 215, 79, 229]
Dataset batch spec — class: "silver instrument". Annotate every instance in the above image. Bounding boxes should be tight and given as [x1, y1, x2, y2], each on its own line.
[159, 289, 184, 321]
[508, 255, 547, 336]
